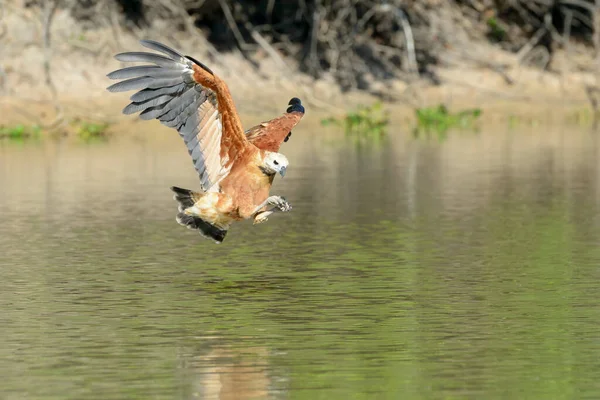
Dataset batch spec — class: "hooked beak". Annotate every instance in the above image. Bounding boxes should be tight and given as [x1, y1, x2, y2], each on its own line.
[279, 166, 287, 177]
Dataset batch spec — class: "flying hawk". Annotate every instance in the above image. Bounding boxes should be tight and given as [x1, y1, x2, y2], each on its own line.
[107, 40, 305, 243]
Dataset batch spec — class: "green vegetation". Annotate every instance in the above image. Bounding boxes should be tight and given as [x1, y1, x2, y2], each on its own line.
[414, 104, 482, 139]
[0, 124, 42, 140]
[75, 121, 110, 140]
[566, 108, 596, 127]
[321, 102, 389, 143]
[0, 120, 112, 142]
[487, 17, 507, 42]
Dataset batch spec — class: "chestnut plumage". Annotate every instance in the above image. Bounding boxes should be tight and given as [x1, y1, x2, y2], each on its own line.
[107, 39, 305, 243]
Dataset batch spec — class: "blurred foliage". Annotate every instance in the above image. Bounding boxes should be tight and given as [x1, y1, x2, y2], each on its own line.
[0, 124, 42, 140]
[321, 102, 389, 144]
[487, 17, 507, 42]
[566, 108, 597, 127]
[75, 121, 111, 141]
[413, 104, 482, 139]
[0, 121, 113, 142]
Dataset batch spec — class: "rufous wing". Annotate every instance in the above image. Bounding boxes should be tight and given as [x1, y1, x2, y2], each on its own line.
[245, 98, 305, 152]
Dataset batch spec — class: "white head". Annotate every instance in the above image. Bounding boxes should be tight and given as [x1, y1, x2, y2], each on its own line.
[262, 152, 289, 177]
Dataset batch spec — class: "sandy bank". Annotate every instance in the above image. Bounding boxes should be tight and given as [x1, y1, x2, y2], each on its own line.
[0, 3, 598, 129]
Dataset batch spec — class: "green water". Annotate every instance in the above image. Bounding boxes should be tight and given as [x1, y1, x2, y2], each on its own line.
[1, 126, 600, 399]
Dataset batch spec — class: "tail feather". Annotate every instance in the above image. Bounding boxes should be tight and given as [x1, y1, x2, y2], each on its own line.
[170, 186, 228, 243]
[171, 186, 201, 212]
[175, 212, 228, 243]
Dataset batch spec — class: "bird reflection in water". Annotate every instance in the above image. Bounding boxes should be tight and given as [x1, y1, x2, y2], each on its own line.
[179, 339, 282, 400]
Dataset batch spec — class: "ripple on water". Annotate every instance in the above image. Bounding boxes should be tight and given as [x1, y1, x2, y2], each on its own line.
[1, 127, 600, 399]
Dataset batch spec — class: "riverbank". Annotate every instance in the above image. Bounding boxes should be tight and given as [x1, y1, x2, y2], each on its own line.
[1, 2, 599, 131]
[1, 61, 596, 133]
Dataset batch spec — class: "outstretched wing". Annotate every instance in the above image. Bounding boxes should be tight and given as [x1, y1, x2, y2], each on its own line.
[245, 98, 305, 152]
[107, 40, 251, 191]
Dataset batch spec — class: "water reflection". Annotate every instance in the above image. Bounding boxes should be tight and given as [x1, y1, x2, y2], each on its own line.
[1, 124, 600, 399]
[180, 340, 275, 400]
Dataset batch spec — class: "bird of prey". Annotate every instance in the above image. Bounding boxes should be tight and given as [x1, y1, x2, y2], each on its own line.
[107, 40, 305, 243]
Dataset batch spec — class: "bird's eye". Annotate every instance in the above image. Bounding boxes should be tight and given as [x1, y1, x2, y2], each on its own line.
[274, 160, 279, 165]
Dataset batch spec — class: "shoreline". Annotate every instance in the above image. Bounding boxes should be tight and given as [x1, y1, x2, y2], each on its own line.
[1, 70, 596, 133]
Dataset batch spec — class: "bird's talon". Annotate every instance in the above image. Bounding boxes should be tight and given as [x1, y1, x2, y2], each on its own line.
[277, 200, 292, 212]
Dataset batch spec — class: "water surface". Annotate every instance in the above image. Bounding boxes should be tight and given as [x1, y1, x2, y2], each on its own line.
[1, 124, 600, 399]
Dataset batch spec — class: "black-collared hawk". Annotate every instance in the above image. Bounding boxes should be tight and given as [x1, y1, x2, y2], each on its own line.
[107, 40, 305, 243]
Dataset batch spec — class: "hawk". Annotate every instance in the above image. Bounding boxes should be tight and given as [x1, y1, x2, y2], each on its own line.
[107, 40, 305, 243]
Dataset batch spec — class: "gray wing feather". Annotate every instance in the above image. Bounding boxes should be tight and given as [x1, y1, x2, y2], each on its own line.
[114, 52, 186, 69]
[107, 40, 232, 191]
[186, 135, 200, 154]
[107, 77, 154, 92]
[122, 95, 175, 115]
[139, 103, 173, 120]
[159, 89, 198, 127]
[179, 115, 200, 137]
[145, 77, 188, 89]
[140, 39, 185, 60]
[107, 66, 161, 80]
[166, 91, 205, 130]
[130, 84, 185, 102]
[108, 66, 184, 81]
[190, 142, 202, 162]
